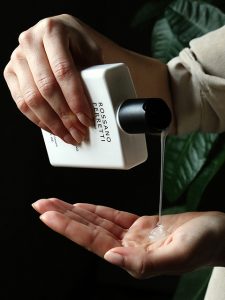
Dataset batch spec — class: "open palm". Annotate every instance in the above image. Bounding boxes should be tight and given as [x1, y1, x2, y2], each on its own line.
[32, 198, 224, 278]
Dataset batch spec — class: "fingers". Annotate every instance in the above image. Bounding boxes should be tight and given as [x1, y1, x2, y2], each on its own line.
[69, 205, 125, 239]
[32, 198, 126, 239]
[42, 24, 94, 121]
[32, 198, 94, 227]
[5, 57, 79, 144]
[39, 210, 120, 257]
[3, 66, 50, 132]
[32, 198, 73, 214]
[4, 15, 100, 145]
[74, 203, 139, 229]
[19, 30, 88, 142]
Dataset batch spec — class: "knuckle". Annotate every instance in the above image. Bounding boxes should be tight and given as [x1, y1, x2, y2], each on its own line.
[53, 59, 73, 80]
[38, 18, 54, 32]
[18, 29, 32, 45]
[69, 100, 83, 113]
[37, 76, 57, 97]
[10, 50, 19, 61]
[3, 64, 11, 79]
[49, 122, 64, 137]
[10, 46, 24, 61]
[38, 17, 64, 36]
[58, 110, 70, 120]
[60, 13, 71, 19]
[60, 112, 79, 128]
[23, 89, 42, 108]
[16, 96, 29, 114]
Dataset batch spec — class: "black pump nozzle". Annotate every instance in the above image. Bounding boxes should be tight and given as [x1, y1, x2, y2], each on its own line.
[118, 98, 172, 134]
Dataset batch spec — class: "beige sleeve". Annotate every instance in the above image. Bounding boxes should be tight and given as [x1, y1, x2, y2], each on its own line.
[167, 25, 225, 135]
[204, 267, 225, 300]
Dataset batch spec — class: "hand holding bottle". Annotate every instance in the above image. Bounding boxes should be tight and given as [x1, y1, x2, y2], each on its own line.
[3, 14, 104, 144]
[4, 14, 175, 144]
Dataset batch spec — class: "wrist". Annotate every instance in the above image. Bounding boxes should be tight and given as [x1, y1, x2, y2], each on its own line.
[76, 16, 176, 134]
[121, 49, 176, 134]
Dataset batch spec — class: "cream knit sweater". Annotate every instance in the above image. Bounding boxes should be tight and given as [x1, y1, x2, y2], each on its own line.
[168, 25, 225, 135]
[168, 26, 225, 300]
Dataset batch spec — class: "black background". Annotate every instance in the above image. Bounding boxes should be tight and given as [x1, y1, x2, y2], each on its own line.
[0, 1, 192, 299]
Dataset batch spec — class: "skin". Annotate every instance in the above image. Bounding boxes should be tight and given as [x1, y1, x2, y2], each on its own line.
[3, 14, 175, 145]
[3, 14, 225, 278]
[32, 198, 225, 279]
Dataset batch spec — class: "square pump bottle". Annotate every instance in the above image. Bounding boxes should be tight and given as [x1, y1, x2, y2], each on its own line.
[41, 63, 171, 169]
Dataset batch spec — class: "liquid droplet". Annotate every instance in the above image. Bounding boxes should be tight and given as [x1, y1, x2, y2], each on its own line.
[149, 223, 168, 242]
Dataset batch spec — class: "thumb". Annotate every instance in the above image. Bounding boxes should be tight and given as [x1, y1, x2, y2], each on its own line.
[104, 244, 188, 278]
[104, 247, 148, 279]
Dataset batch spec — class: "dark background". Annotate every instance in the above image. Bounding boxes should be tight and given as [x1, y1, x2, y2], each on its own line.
[1, 1, 179, 299]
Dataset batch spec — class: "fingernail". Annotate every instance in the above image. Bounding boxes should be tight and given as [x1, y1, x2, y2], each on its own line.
[63, 133, 79, 145]
[77, 112, 94, 127]
[31, 201, 38, 209]
[104, 251, 124, 266]
[31, 200, 42, 212]
[39, 214, 47, 222]
[68, 128, 84, 144]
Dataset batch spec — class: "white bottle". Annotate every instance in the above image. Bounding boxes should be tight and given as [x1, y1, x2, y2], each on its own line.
[41, 63, 171, 170]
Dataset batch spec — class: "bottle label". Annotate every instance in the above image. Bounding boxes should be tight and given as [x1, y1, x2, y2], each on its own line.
[93, 102, 112, 143]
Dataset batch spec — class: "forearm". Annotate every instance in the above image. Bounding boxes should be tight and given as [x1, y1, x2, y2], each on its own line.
[78, 18, 176, 133]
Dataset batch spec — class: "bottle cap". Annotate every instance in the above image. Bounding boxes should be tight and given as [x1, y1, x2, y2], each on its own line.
[118, 98, 172, 134]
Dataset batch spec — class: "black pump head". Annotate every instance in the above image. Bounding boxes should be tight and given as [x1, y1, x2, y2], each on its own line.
[118, 98, 172, 134]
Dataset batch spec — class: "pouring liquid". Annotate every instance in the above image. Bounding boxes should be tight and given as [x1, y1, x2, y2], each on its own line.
[149, 130, 168, 242]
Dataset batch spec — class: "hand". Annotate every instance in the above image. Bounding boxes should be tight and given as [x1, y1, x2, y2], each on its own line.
[32, 198, 225, 278]
[4, 14, 103, 144]
[4, 14, 176, 139]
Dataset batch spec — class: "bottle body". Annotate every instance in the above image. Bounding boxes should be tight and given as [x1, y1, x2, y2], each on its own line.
[41, 63, 148, 169]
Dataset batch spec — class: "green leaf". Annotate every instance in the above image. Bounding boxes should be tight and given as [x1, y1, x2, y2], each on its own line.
[186, 135, 225, 210]
[164, 133, 218, 203]
[151, 18, 184, 62]
[199, 0, 225, 13]
[151, 0, 225, 62]
[166, 0, 225, 45]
